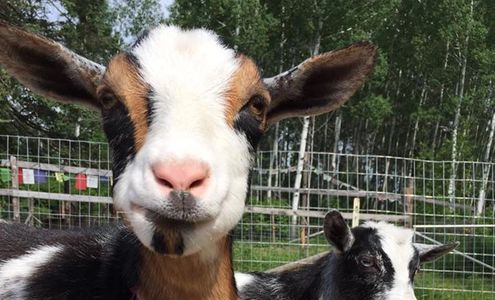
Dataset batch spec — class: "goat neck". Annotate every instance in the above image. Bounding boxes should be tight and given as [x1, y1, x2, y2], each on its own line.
[137, 236, 237, 300]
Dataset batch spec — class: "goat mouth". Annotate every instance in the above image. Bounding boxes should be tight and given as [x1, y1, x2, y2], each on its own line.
[131, 203, 216, 256]
[130, 202, 213, 227]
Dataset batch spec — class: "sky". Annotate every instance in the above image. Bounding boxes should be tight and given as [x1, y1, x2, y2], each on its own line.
[47, 0, 174, 22]
[161, 0, 174, 17]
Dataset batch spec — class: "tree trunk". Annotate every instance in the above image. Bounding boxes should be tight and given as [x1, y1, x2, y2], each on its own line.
[267, 124, 279, 199]
[267, 21, 286, 200]
[388, 69, 401, 155]
[477, 80, 494, 216]
[331, 113, 342, 172]
[448, 0, 473, 205]
[291, 5, 322, 239]
[409, 80, 428, 157]
[291, 116, 310, 239]
[432, 41, 450, 154]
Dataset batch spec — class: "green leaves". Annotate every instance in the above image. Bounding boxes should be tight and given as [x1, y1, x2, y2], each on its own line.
[0, 0, 494, 162]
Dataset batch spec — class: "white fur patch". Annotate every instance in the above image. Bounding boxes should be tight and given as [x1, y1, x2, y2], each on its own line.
[113, 25, 250, 256]
[0, 245, 62, 299]
[363, 222, 417, 300]
[234, 272, 255, 291]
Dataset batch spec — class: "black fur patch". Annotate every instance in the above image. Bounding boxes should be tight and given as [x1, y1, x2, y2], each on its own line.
[125, 52, 141, 69]
[239, 256, 326, 300]
[234, 108, 263, 150]
[146, 90, 155, 128]
[0, 223, 141, 299]
[147, 211, 187, 256]
[408, 247, 420, 282]
[239, 227, 399, 300]
[324, 210, 353, 252]
[102, 101, 136, 183]
[151, 228, 185, 256]
[331, 227, 394, 300]
[151, 230, 169, 254]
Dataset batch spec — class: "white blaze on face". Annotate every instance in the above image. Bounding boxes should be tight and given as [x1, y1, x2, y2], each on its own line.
[363, 222, 417, 300]
[112, 25, 251, 256]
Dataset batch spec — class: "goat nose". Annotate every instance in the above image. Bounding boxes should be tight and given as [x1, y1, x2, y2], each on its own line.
[152, 160, 210, 198]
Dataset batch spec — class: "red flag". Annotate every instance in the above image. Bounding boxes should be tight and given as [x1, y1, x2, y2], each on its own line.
[75, 173, 87, 191]
[17, 167, 23, 185]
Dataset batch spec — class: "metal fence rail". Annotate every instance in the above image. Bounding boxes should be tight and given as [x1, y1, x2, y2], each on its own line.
[0, 135, 493, 299]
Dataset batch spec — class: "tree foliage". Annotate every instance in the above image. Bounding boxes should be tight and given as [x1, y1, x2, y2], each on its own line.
[1, 0, 495, 163]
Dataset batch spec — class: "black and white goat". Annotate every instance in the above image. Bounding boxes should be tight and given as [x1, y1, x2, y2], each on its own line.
[0, 22, 377, 299]
[236, 211, 458, 300]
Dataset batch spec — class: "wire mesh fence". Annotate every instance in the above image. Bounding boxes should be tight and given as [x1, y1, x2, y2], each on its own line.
[0, 135, 494, 299]
[0, 135, 114, 228]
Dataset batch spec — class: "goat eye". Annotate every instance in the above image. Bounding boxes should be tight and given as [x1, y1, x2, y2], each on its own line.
[359, 256, 375, 268]
[98, 88, 117, 109]
[248, 95, 266, 116]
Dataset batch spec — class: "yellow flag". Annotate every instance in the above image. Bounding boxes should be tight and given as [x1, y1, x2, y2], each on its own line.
[54, 172, 64, 183]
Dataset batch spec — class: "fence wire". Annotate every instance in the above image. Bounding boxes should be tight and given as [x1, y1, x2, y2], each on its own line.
[0, 135, 493, 299]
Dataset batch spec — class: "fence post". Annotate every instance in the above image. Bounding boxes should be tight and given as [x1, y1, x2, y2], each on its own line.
[300, 152, 310, 245]
[26, 198, 34, 226]
[271, 213, 276, 243]
[10, 155, 20, 222]
[352, 197, 360, 227]
[405, 178, 414, 228]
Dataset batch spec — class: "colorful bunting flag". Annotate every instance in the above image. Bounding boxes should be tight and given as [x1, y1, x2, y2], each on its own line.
[54, 172, 65, 183]
[87, 175, 98, 189]
[0, 168, 11, 183]
[75, 173, 87, 190]
[34, 169, 48, 184]
[100, 175, 113, 186]
[22, 169, 35, 185]
[18, 167, 23, 184]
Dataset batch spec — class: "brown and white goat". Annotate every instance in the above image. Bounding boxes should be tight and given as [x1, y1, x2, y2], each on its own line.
[0, 22, 377, 299]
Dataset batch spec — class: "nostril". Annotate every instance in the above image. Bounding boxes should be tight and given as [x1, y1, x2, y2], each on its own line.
[157, 178, 174, 189]
[189, 179, 204, 189]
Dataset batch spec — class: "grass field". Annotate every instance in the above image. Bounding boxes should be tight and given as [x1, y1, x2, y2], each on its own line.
[416, 272, 495, 300]
[233, 243, 495, 300]
[233, 241, 328, 271]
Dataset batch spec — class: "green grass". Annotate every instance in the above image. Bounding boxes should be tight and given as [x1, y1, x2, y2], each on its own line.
[234, 243, 495, 300]
[416, 272, 495, 300]
[233, 242, 328, 271]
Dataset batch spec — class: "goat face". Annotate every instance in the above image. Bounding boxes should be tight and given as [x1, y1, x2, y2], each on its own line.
[324, 211, 459, 300]
[0, 23, 377, 257]
[102, 28, 265, 257]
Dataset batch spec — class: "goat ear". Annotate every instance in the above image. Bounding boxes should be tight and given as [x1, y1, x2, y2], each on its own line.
[264, 42, 377, 125]
[415, 242, 459, 263]
[324, 210, 354, 253]
[0, 21, 105, 109]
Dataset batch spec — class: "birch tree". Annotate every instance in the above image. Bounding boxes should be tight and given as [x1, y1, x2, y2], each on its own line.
[290, 0, 324, 239]
[477, 81, 494, 216]
[448, 0, 474, 205]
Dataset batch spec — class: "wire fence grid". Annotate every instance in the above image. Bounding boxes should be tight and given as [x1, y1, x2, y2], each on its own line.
[0, 135, 493, 299]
